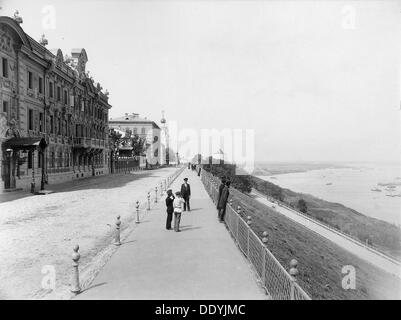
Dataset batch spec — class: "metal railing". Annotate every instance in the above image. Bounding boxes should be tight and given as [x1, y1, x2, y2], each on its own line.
[200, 168, 311, 300]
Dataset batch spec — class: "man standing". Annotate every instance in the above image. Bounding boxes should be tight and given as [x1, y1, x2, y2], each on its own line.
[217, 180, 231, 222]
[181, 178, 191, 211]
[217, 176, 227, 214]
[165, 189, 175, 230]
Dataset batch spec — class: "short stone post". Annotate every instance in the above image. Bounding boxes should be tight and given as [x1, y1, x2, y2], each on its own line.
[155, 186, 158, 203]
[247, 216, 252, 226]
[136, 200, 140, 224]
[71, 245, 81, 294]
[114, 215, 121, 245]
[261, 231, 268, 285]
[289, 259, 299, 300]
[261, 231, 268, 244]
[147, 192, 151, 210]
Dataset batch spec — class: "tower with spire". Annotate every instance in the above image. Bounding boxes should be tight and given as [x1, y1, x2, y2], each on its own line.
[161, 110, 169, 165]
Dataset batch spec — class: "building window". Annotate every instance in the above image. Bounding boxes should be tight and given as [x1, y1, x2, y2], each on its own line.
[58, 152, 63, 167]
[28, 109, 33, 130]
[2, 57, 8, 78]
[141, 128, 146, 134]
[64, 90, 68, 105]
[58, 117, 61, 135]
[38, 77, 43, 94]
[57, 86, 61, 101]
[49, 82, 54, 98]
[50, 115, 54, 134]
[39, 112, 43, 132]
[133, 128, 137, 135]
[28, 151, 33, 169]
[51, 152, 55, 168]
[28, 71, 33, 89]
[38, 151, 41, 168]
[2, 101, 8, 113]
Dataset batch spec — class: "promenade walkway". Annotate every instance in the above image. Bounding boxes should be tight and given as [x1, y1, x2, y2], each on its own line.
[77, 168, 266, 300]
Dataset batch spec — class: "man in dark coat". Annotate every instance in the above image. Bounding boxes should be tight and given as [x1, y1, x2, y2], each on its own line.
[217, 177, 227, 212]
[217, 180, 230, 222]
[180, 178, 191, 211]
[165, 189, 175, 230]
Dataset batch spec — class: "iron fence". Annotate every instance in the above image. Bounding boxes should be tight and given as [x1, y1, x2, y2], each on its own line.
[200, 168, 311, 300]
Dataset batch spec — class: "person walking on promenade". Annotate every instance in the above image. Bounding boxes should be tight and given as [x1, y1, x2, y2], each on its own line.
[217, 176, 227, 215]
[165, 189, 175, 230]
[181, 178, 191, 211]
[197, 166, 201, 177]
[217, 180, 231, 222]
[173, 191, 185, 232]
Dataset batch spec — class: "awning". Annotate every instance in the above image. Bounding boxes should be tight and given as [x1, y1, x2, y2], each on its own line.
[3, 137, 47, 150]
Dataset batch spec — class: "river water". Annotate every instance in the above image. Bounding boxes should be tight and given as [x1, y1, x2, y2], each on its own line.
[257, 163, 401, 225]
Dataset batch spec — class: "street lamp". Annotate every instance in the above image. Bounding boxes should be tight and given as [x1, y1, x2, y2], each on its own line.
[28, 149, 35, 194]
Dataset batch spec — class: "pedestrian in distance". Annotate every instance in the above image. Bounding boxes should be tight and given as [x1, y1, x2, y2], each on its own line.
[165, 189, 175, 230]
[173, 191, 185, 232]
[217, 180, 231, 222]
[217, 176, 227, 213]
[181, 178, 191, 211]
[197, 166, 201, 177]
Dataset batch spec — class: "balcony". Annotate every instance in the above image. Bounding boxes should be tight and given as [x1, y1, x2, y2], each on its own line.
[73, 137, 105, 150]
[73, 137, 91, 149]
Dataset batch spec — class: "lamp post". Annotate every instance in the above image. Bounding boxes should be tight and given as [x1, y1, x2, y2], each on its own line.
[176, 152, 179, 167]
[5, 149, 13, 188]
[40, 148, 45, 190]
[30, 149, 35, 193]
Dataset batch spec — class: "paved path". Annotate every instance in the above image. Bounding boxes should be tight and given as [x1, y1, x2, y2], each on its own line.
[77, 169, 266, 300]
[252, 190, 401, 279]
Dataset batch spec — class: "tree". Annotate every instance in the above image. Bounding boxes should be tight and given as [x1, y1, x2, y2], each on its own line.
[109, 129, 122, 151]
[131, 134, 146, 156]
[297, 199, 308, 213]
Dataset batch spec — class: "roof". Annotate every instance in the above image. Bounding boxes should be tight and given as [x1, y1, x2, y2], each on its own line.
[109, 115, 160, 129]
[3, 137, 47, 150]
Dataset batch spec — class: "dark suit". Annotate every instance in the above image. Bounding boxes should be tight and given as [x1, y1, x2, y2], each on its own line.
[217, 186, 230, 222]
[217, 183, 225, 210]
[180, 183, 191, 211]
[165, 195, 175, 229]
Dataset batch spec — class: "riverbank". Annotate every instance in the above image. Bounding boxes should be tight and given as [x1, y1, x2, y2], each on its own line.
[250, 176, 401, 259]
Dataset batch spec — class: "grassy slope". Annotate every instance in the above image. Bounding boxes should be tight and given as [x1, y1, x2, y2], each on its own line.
[251, 176, 401, 259]
[228, 188, 401, 300]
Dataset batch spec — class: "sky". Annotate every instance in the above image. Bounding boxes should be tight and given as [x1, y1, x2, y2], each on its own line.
[1, 0, 400, 163]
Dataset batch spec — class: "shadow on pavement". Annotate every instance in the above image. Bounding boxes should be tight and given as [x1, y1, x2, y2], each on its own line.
[0, 168, 174, 204]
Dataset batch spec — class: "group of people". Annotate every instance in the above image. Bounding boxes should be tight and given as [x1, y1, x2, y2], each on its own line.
[216, 176, 231, 222]
[165, 177, 191, 232]
[188, 163, 201, 176]
[163, 167, 231, 231]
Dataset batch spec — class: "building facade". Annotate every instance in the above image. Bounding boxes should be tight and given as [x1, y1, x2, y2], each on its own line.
[0, 16, 112, 192]
[109, 113, 162, 166]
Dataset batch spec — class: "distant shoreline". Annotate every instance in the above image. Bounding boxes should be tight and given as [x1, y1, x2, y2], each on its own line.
[252, 162, 352, 176]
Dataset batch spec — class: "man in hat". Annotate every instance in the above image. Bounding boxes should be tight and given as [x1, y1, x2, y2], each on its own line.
[180, 177, 191, 211]
[217, 180, 231, 222]
[165, 189, 175, 230]
[217, 176, 227, 214]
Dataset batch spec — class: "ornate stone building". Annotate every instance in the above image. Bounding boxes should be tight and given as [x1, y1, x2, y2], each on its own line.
[109, 113, 162, 166]
[0, 15, 112, 192]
